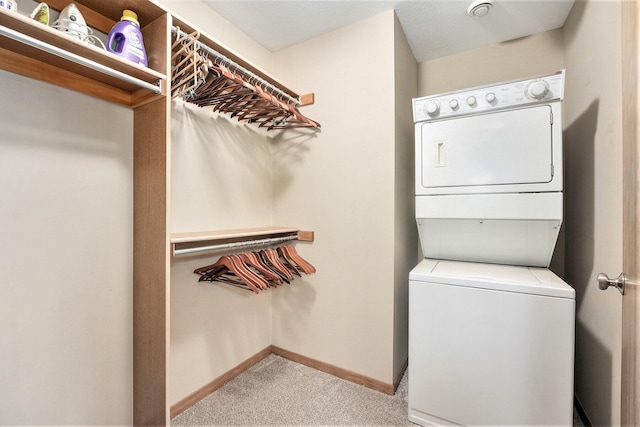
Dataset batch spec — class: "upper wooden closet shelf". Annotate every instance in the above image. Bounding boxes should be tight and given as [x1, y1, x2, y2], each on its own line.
[171, 16, 299, 102]
[0, 5, 166, 107]
[171, 227, 315, 257]
[171, 17, 320, 130]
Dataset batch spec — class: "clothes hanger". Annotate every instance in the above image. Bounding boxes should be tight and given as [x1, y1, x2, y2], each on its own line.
[197, 266, 253, 292]
[228, 254, 270, 290]
[278, 246, 316, 275]
[171, 50, 207, 99]
[253, 250, 290, 284]
[274, 246, 302, 277]
[262, 248, 295, 281]
[258, 250, 292, 283]
[196, 72, 252, 112]
[170, 29, 206, 98]
[194, 262, 226, 278]
[195, 254, 272, 291]
[193, 255, 262, 294]
[239, 252, 283, 286]
[281, 245, 316, 274]
[179, 51, 321, 130]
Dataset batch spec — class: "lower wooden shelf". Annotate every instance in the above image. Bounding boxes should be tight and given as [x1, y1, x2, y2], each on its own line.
[171, 227, 314, 257]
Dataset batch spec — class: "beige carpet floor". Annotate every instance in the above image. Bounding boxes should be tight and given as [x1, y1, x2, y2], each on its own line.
[172, 354, 588, 426]
[172, 354, 411, 426]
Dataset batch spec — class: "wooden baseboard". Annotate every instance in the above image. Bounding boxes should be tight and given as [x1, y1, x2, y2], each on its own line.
[171, 345, 398, 418]
[271, 345, 395, 395]
[170, 346, 271, 418]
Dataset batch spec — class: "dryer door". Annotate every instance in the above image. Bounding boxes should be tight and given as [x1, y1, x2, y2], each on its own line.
[416, 105, 556, 194]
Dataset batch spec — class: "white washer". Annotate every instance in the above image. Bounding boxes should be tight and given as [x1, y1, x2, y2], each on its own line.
[409, 71, 575, 426]
[409, 259, 575, 426]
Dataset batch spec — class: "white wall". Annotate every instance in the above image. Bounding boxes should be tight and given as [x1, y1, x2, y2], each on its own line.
[161, 1, 279, 405]
[159, 0, 273, 74]
[393, 13, 419, 381]
[269, 10, 415, 385]
[0, 71, 133, 424]
[169, 6, 417, 401]
[169, 101, 274, 403]
[418, 29, 565, 96]
[563, 1, 623, 424]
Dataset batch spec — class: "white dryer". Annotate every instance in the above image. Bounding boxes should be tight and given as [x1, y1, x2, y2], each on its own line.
[413, 71, 565, 267]
[409, 71, 576, 427]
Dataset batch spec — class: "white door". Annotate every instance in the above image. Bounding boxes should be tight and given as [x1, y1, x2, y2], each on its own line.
[417, 105, 554, 192]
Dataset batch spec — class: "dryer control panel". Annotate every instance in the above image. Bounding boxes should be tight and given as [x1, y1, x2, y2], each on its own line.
[413, 70, 565, 123]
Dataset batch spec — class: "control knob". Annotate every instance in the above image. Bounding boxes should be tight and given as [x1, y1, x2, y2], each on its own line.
[485, 92, 496, 103]
[466, 96, 477, 107]
[424, 100, 440, 116]
[526, 80, 550, 100]
[449, 99, 459, 110]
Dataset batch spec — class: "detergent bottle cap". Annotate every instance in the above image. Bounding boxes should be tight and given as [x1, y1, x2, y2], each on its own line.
[120, 10, 140, 25]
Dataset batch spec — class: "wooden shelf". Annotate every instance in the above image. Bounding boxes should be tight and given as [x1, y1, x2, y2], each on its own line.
[171, 227, 314, 257]
[171, 227, 315, 243]
[0, 6, 166, 106]
[171, 16, 301, 101]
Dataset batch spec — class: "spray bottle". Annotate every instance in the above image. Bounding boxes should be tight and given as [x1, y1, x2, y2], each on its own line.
[106, 10, 148, 67]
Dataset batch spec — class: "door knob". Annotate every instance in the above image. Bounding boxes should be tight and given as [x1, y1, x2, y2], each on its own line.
[597, 272, 626, 295]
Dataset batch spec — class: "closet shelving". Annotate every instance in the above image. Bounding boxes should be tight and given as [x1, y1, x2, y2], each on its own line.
[170, 17, 320, 130]
[0, 1, 316, 425]
[171, 227, 315, 256]
[171, 16, 300, 102]
[0, 4, 167, 106]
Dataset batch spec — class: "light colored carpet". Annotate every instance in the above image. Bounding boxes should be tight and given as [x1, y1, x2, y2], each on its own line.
[172, 354, 587, 427]
[172, 354, 412, 426]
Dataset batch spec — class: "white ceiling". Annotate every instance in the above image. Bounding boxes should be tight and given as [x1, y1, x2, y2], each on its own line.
[202, 0, 575, 63]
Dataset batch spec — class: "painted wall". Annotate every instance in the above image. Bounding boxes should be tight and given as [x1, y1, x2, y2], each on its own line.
[393, 14, 419, 381]
[563, 1, 623, 425]
[169, 5, 417, 401]
[160, 0, 278, 405]
[269, 10, 416, 385]
[159, 0, 272, 73]
[0, 71, 134, 424]
[418, 29, 565, 96]
[169, 101, 274, 404]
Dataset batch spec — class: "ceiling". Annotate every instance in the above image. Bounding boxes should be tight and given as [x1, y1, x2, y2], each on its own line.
[202, 0, 575, 63]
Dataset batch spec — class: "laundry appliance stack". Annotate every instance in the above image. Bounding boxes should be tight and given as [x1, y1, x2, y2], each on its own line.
[408, 70, 575, 427]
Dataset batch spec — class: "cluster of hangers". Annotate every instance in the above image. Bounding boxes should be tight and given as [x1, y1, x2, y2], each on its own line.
[170, 28, 321, 131]
[194, 245, 316, 294]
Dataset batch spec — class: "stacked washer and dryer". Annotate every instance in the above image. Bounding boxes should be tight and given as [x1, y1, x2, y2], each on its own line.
[408, 71, 575, 427]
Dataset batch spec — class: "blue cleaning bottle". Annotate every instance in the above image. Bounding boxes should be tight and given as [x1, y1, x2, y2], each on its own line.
[106, 10, 148, 67]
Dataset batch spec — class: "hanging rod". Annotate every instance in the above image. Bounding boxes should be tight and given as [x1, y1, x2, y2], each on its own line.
[171, 26, 299, 105]
[173, 234, 299, 257]
[0, 25, 162, 94]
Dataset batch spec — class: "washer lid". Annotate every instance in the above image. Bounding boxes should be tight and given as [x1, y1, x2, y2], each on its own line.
[410, 259, 575, 299]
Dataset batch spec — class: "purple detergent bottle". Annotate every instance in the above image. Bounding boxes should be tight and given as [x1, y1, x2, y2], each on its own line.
[106, 10, 148, 67]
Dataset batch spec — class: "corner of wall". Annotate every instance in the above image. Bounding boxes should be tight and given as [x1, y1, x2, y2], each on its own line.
[562, 1, 623, 425]
[393, 12, 419, 382]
